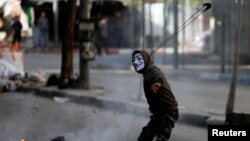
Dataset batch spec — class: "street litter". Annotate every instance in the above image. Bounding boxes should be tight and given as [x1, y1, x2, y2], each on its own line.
[0, 43, 24, 78]
[33, 104, 39, 111]
[0, 43, 25, 93]
[53, 97, 70, 103]
[27, 68, 47, 83]
[50, 136, 65, 141]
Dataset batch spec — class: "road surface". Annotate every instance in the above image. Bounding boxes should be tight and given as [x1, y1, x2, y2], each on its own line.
[0, 92, 207, 141]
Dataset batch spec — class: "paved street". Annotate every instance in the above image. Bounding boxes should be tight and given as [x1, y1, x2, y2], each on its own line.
[23, 50, 217, 71]
[23, 52, 250, 116]
[90, 70, 250, 115]
[0, 51, 244, 141]
[0, 92, 207, 141]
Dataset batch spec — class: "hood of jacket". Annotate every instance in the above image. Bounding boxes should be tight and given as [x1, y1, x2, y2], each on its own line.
[132, 50, 153, 74]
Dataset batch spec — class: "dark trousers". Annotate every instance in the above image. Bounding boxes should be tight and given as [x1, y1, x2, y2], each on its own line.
[13, 31, 22, 44]
[138, 110, 178, 141]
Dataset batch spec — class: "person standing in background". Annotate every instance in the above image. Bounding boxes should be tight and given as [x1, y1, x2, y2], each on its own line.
[0, 13, 12, 45]
[37, 11, 49, 51]
[11, 16, 22, 44]
[99, 16, 109, 55]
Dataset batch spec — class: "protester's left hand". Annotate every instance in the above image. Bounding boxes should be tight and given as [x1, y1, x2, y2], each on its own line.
[151, 82, 161, 93]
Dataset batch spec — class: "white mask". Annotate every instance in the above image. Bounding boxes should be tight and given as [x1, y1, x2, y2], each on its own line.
[132, 53, 145, 71]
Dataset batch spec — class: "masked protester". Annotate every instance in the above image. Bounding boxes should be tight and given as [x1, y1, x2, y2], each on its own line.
[132, 50, 179, 141]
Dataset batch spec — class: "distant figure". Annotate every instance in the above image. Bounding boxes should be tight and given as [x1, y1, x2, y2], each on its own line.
[113, 11, 123, 48]
[37, 11, 49, 49]
[11, 16, 22, 44]
[0, 15, 12, 44]
[99, 16, 109, 55]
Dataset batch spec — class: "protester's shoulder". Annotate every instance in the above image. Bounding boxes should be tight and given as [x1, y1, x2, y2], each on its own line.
[151, 66, 164, 74]
[150, 66, 164, 78]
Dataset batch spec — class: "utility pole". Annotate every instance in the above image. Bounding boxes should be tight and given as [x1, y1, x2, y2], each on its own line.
[79, 0, 91, 89]
[181, 0, 186, 69]
[173, 0, 179, 69]
[60, 0, 76, 87]
[130, 0, 135, 48]
[226, 0, 244, 120]
[149, 2, 154, 59]
[138, 0, 146, 101]
[163, 0, 168, 65]
[141, 0, 145, 50]
[53, 0, 58, 47]
[220, 16, 225, 74]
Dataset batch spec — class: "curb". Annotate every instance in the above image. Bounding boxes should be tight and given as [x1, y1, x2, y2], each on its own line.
[219, 74, 250, 84]
[166, 70, 250, 85]
[19, 86, 225, 128]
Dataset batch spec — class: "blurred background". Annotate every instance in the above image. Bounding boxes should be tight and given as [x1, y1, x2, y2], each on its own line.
[1, 0, 250, 141]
